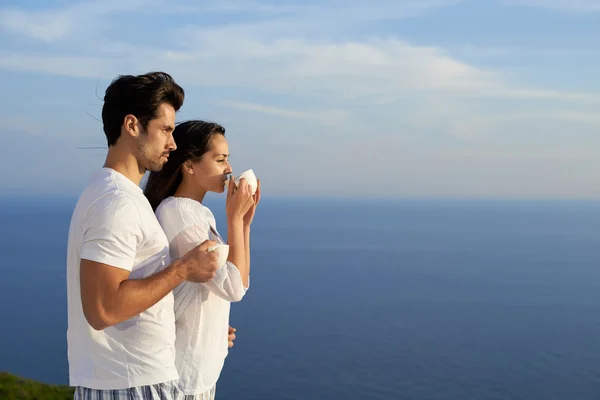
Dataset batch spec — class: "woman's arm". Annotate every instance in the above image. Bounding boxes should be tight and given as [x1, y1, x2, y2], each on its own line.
[241, 179, 259, 285]
[225, 177, 254, 288]
[171, 225, 247, 303]
[227, 216, 249, 288]
[244, 225, 251, 283]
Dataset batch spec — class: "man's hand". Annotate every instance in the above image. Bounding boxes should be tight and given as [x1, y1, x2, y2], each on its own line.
[178, 240, 220, 283]
[228, 325, 237, 348]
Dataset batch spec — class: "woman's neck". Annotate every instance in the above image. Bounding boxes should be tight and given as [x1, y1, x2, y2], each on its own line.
[173, 179, 207, 204]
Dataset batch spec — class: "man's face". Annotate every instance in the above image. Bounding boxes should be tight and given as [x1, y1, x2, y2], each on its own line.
[135, 103, 177, 172]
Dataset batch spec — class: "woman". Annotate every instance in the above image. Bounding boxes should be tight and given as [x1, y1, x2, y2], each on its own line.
[144, 120, 260, 399]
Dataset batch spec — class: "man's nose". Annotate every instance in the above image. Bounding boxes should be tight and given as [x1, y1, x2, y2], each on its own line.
[168, 133, 177, 151]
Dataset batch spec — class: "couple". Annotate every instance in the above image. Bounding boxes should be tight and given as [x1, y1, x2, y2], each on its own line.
[65, 71, 260, 399]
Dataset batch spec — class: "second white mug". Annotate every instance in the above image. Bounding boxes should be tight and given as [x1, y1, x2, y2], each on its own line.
[208, 243, 229, 268]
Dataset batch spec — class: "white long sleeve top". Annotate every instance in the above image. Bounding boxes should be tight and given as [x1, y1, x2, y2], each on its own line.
[155, 196, 249, 395]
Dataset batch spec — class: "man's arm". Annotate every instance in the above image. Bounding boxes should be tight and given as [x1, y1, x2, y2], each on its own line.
[80, 239, 219, 331]
[80, 259, 186, 330]
[78, 195, 219, 330]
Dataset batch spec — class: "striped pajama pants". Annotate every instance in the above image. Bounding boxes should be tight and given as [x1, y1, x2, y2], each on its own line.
[74, 381, 216, 400]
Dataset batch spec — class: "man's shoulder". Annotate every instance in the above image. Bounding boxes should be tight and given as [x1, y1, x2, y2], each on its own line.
[79, 183, 136, 213]
[76, 183, 144, 231]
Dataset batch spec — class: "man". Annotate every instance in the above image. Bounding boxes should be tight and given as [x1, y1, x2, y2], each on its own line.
[66, 71, 221, 399]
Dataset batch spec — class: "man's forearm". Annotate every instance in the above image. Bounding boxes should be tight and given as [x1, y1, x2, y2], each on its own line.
[93, 260, 186, 329]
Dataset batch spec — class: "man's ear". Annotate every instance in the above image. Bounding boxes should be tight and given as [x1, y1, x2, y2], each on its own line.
[123, 114, 139, 138]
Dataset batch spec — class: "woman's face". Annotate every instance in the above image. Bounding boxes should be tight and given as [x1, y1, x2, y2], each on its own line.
[189, 134, 232, 194]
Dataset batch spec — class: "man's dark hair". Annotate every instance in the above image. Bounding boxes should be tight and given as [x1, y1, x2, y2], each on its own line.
[101, 72, 185, 146]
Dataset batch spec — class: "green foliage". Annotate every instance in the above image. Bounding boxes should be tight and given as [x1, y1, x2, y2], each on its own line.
[0, 372, 74, 400]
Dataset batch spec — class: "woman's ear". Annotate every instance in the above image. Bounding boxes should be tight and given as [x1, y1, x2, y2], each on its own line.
[182, 161, 195, 176]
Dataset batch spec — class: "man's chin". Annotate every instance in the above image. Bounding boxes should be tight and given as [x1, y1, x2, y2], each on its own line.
[145, 162, 165, 173]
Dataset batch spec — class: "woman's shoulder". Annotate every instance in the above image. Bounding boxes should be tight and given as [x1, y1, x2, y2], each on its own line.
[156, 196, 205, 214]
[156, 197, 213, 232]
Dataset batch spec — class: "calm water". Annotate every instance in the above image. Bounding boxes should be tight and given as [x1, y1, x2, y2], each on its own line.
[1, 196, 600, 399]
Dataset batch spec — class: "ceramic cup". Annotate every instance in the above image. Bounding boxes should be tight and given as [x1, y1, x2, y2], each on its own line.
[207, 243, 229, 268]
[227, 169, 258, 195]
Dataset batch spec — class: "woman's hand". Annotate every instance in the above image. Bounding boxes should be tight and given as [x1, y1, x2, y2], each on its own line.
[228, 325, 236, 348]
[226, 177, 254, 223]
[243, 179, 261, 227]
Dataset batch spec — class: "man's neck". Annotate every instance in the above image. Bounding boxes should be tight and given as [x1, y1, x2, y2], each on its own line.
[103, 146, 145, 187]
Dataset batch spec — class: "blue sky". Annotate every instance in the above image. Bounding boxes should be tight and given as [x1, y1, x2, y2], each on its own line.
[1, 0, 600, 198]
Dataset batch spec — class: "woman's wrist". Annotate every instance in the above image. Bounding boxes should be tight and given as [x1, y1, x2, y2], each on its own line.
[227, 215, 244, 228]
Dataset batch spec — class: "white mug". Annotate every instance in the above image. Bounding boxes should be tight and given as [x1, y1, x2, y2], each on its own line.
[227, 169, 258, 195]
[207, 243, 229, 268]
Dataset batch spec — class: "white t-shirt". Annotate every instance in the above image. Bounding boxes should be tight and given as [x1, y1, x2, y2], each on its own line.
[155, 196, 248, 395]
[66, 168, 178, 390]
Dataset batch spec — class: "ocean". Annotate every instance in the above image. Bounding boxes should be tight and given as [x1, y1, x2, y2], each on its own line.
[1, 196, 600, 399]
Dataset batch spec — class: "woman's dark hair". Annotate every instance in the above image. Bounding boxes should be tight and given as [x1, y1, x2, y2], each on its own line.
[144, 120, 226, 211]
[102, 71, 185, 146]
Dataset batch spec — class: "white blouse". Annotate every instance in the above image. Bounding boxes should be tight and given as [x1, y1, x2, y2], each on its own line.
[155, 196, 249, 395]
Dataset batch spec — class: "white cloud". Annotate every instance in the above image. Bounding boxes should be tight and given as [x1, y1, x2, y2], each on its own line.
[1, 0, 595, 108]
[0, 0, 501, 105]
[456, 45, 600, 57]
[215, 100, 349, 126]
[2, 0, 600, 198]
[0, 9, 73, 42]
[0, 0, 158, 42]
[0, 53, 115, 78]
[0, 0, 462, 43]
[1, 0, 596, 107]
[3, 35, 598, 109]
[505, 0, 600, 12]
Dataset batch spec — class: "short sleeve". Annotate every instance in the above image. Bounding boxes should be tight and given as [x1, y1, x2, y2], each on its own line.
[80, 194, 144, 271]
